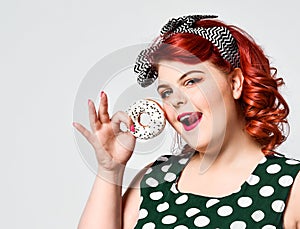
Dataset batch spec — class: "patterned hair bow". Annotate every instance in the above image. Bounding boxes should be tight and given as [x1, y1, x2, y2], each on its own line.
[134, 15, 240, 87]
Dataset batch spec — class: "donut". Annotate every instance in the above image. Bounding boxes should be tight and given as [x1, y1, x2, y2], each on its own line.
[126, 99, 166, 140]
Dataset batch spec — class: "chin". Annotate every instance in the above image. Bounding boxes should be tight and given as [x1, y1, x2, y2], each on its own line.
[181, 135, 208, 152]
[183, 133, 225, 155]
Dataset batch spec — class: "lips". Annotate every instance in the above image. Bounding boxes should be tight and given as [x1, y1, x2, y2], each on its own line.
[177, 112, 202, 131]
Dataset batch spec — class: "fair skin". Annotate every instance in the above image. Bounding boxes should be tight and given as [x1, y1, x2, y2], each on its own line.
[74, 60, 300, 228]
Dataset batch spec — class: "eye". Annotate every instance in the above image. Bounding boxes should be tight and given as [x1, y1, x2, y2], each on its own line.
[184, 78, 202, 87]
[160, 89, 173, 99]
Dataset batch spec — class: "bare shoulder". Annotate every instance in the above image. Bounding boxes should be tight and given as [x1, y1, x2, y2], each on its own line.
[284, 171, 300, 228]
[122, 162, 153, 229]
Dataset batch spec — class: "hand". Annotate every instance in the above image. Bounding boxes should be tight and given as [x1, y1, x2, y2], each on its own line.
[73, 92, 136, 172]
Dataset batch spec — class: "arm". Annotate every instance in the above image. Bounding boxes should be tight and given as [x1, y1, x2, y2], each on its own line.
[78, 162, 152, 229]
[122, 163, 153, 229]
[283, 171, 300, 228]
[78, 168, 125, 229]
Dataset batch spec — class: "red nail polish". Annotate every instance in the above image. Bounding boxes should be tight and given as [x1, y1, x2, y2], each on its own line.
[130, 125, 135, 132]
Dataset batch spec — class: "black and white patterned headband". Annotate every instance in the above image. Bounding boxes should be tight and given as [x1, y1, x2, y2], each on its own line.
[134, 15, 240, 87]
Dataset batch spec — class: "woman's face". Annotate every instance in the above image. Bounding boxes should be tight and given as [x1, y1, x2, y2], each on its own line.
[157, 60, 242, 153]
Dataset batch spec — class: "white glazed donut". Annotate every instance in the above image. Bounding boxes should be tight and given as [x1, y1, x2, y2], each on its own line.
[126, 99, 166, 140]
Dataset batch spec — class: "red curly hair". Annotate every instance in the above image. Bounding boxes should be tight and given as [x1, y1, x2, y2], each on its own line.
[151, 19, 289, 155]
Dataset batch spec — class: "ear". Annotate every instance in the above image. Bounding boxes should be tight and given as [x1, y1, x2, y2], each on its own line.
[230, 68, 244, 99]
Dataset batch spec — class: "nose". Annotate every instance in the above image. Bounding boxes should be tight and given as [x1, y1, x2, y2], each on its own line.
[170, 88, 187, 108]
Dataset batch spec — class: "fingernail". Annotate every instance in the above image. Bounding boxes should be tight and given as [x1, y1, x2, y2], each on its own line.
[72, 122, 77, 127]
[88, 99, 91, 105]
[100, 91, 104, 97]
[130, 124, 135, 132]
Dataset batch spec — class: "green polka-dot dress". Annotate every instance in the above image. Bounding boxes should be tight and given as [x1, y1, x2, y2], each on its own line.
[134, 152, 300, 228]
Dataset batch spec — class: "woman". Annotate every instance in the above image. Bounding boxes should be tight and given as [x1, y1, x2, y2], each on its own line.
[73, 15, 300, 228]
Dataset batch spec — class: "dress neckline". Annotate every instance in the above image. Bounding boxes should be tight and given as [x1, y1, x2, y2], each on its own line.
[172, 153, 269, 199]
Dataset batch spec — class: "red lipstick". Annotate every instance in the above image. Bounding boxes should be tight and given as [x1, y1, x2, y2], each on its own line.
[177, 112, 202, 131]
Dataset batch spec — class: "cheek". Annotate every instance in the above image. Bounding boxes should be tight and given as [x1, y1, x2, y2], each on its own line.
[190, 84, 227, 112]
[188, 89, 209, 111]
[163, 103, 178, 122]
[163, 103, 174, 117]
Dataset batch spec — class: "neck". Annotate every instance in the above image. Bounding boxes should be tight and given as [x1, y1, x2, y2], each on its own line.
[194, 124, 264, 174]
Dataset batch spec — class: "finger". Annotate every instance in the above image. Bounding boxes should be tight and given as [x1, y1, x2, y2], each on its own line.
[88, 99, 100, 132]
[98, 91, 110, 123]
[110, 111, 133, 133]
[73, 122, 95, 145]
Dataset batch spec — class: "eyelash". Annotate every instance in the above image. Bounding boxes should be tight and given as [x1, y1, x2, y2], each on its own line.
[183, 78, 202, 86]
[159, 78, 202, 99]
[160, 89, 173, 99]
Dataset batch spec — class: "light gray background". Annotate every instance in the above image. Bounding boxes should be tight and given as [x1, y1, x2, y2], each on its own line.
[3, 0, 299, 228]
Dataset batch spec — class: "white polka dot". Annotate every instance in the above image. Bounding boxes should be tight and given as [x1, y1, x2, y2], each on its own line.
[232, 186, 241, 193]
[174, 225, 188, 229]
[194, 216, 210, 227]
[145, 168, 153, 174]
[271, 200, 285, 213]
[217, 205, 233, 217]
[262, 225, 276, 229]
[139, 209, 148, 219]
[170, 183, 179, 194]
[149, 191, 163, 200]
[266, 164, 281, 174]
[259, 157, 267, 164]
[237, 196, 253, 207]
[146, 177, 159, 187]
[259, 185, 274, 197]
[179, 158, 189, 164]
[278, 175, 294, 187]
[161, 215, 177, 224]
[142, 222, 155, 229]
[246, 174, 260, 185]
[164, 172, 177, 182]
[156, 202, 169, 212]
[161, 164, 172, 172]
[140, 196, 144, 204]
[273, 153, 283, 157]
[157, 156, 169, 161]
[251, 210, 265, 222]
[230, 221, 246, 229]
[175, 194, 188, 204]
[286, 159, 300, 165]
[206, 199, 220, 208]
[186, 208, 201, 217]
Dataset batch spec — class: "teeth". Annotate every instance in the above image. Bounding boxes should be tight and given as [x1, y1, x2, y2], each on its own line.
[180, 114, 190, 122]
[179, 112, 202, 127]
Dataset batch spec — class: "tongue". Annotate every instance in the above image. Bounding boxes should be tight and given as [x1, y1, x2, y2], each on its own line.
[188, 113, 199, 125]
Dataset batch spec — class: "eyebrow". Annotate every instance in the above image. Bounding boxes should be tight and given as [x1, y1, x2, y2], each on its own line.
[156, 70, 205, 92]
